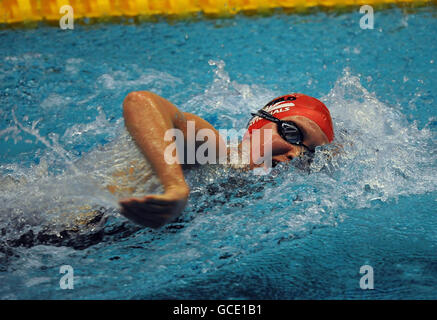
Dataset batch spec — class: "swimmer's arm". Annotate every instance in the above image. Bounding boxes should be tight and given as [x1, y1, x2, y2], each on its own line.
[182, 112, 227, 162]
[120, 91, 224, 228]
[122, 91, 189, 192]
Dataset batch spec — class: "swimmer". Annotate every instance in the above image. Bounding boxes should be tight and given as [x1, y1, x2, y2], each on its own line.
[120, 91, 334, 228]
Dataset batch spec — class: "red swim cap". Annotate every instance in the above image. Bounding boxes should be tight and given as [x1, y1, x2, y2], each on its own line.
[247, 93, 334, 142]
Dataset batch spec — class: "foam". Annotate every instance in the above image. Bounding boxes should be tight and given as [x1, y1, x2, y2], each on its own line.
[0, 62, 435, 289]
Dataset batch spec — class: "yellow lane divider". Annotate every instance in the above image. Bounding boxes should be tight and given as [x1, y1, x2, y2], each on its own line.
[0, 0, 432, 24]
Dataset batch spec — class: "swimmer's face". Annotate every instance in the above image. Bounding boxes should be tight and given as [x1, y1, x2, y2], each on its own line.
[250, 115, 329, 167]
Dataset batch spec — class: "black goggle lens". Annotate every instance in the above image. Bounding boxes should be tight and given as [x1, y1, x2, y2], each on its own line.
[280, 122, 302, 144]
[251, 110, 306, 146]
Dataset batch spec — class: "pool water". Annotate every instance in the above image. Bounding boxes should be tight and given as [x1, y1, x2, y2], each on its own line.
[0, 7, 436, 299]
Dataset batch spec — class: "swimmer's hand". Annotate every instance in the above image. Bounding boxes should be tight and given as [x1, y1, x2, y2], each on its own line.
[119, 186, 189, 228]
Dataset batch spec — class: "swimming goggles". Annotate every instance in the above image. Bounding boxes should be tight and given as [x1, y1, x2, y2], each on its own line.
[250, 109, 313, 152]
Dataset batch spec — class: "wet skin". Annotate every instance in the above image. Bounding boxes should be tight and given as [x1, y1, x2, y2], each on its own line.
[242, 115, 329, 169]
[119, 91, 329, 228]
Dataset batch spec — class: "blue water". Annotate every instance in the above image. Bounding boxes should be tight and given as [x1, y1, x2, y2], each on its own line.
[0, 7, 436, 299]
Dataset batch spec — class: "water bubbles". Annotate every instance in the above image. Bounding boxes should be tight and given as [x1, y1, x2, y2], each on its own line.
[321, 68, 436, 206]
[186, 60, 275, 129]
[0, 59, 435, 299]
[209, 59, 230, 85]
[2, 63, 435, 249]
[96, 69, 182, 92]
[40, 93, 68, 110]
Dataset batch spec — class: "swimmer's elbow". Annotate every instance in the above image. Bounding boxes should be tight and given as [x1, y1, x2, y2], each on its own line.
[122, 91, 160, 122]
[123, 91, 153, 110]
[124, 90, 155, 103]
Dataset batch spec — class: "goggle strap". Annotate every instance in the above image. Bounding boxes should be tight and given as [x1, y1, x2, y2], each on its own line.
[251, 109, 311, 151]
[251, 110, 281, 124]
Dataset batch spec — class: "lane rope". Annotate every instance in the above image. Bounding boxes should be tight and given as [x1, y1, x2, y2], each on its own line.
[0, 0, 432, 24]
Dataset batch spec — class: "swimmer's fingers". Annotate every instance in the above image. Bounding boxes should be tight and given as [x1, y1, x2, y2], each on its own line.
[123, 200, 173, 216]
[120, 202, 149, 217]
[120, 200, 167, 216]
[119, 202, 150, 221]
[119, 205, 168, 228]
[119, 198, 175, 228]
[119, 197, 146, 205]
[120, 197, 175, 212]
[141, 198, 180, 209]
[121, 195, 183, 210]
[142, 194, 187, 206]
[119, 192, 188, 228]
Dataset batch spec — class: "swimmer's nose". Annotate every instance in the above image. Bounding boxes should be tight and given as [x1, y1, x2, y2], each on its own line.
[270, 135, 303, 164]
